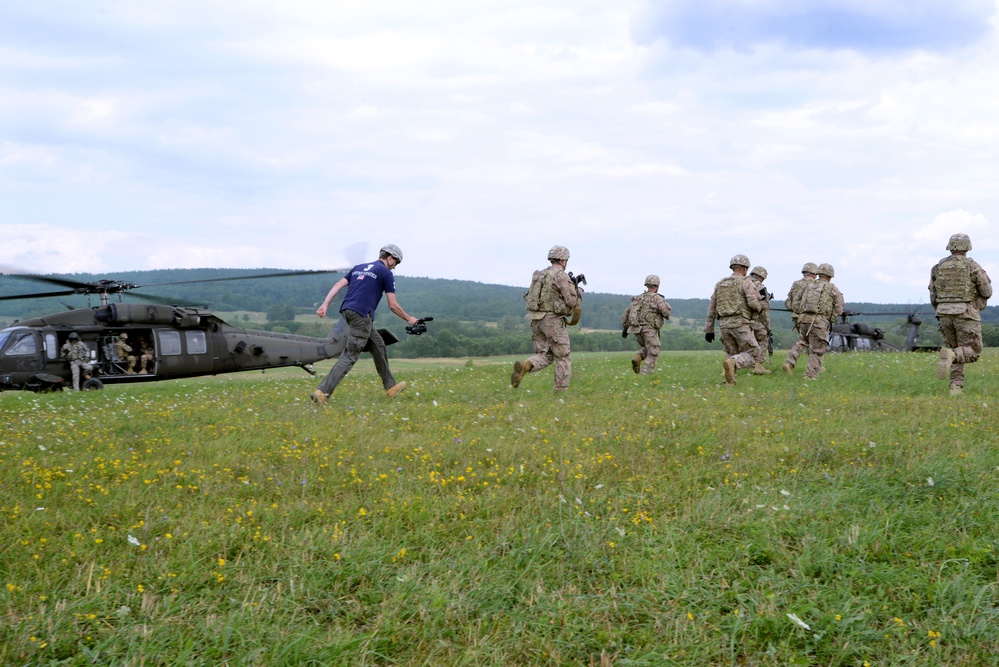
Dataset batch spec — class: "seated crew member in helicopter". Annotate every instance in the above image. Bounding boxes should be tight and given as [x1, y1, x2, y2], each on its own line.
[61, 332, 94, 391]
[311, 244, 419, 405]
[136, 336, 154, 374]
[115, 332, 137, 374]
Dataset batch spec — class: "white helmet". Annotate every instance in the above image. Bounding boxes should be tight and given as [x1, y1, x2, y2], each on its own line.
[380, 244, 403, 263]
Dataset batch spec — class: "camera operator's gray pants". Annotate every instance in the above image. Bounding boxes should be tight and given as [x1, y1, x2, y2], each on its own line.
[317, 309, 396, 396]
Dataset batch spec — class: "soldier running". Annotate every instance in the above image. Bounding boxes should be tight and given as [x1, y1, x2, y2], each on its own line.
[786, 263, 844, 380]
[929, 233, 992, 395]
[704, 254, 762, 385]
[511, 245, 583, 392]
[621, 274, 672, 375]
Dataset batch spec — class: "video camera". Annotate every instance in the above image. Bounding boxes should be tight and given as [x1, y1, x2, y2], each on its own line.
[405, 317, 434, 336]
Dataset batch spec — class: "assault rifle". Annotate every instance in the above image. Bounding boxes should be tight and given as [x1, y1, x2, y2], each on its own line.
[405, 317, 434, 336]
[567, 272, 587, 326]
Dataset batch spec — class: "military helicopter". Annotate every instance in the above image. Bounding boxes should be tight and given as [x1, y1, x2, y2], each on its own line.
[0, 270, 429, 392]
[828, 310, 936, 353]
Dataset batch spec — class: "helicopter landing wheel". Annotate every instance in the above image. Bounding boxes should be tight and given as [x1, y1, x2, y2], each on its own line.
[81, 378, 105, 391]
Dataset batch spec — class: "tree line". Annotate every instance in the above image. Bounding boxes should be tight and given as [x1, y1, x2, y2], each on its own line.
[3, 269, 998, 356]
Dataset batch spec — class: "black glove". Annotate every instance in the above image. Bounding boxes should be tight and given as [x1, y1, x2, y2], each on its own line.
[705, 332, 715, 343]
[621, 326, 628, 338]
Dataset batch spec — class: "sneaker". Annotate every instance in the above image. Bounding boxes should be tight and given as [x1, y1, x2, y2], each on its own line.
[386, 381, 408, 398]
[937, 348, 955, 380]
[723, 358, 737, 385]
[311, 389, 327, 405]
[631, 353, 642, 374]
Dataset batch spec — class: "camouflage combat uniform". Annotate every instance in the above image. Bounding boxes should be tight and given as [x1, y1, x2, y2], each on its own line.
[791, 266, 844, 380]
[61, 338, 93, 391]
[748, 268, 771, 369]
[622, 286, 671, 375]
[516, 250, 582, 392]
[704, 258, 762, 384]
[138, 339, 154, 374]
[929, 235, 992, 393]
[115, 333, 136, 373]
[782, 264, 816, 372]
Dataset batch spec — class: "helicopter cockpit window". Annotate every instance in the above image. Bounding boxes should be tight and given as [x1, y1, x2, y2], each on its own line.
[6, 332, 37, 356]
[185, 331, 207, 355]
[158, 331, 182, 356]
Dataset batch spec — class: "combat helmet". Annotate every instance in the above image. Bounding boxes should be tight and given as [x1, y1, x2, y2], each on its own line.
[750, 266, 767, 281]
[68, 332, 80, 340]
[729, 254, 751, 269]
[801, 262, 817, 275]
[816, 263, 835, 278]
[548, 245, 570, 261]
[947, 234, 972, 253]
[380, 244, 403, 263]
[119, 332, 128, 340]
[644, 274, 660, 287]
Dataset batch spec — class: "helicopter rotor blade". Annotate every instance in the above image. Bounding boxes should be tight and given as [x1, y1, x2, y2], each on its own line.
[0, 288, 82, 302]
[131, 268, 351, 290]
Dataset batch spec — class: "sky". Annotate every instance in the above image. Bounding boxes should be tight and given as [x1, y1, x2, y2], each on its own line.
[2, 0, 998, 303]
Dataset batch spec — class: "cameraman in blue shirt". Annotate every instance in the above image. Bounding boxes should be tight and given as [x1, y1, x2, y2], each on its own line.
[312, 244, 419, 404]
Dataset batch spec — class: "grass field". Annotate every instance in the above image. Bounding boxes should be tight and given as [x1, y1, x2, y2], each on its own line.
[2, 349, 997, 666]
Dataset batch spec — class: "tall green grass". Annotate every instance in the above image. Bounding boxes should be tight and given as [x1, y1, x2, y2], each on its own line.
[2, 350, 996, 665]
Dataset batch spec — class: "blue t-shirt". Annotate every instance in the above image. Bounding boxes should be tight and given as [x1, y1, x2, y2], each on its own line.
[339, 260, 396, 317]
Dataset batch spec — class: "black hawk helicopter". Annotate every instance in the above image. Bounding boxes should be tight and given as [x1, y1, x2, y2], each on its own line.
[827, 310, 936, 353]
[0, 270, 431, 392]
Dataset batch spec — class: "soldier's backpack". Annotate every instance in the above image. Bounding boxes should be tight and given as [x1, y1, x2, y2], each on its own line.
[797, 280, 832, 316]
[934, 256, 974, 303]
[714, 276, 744, 317]
[627, 293, 664, 328]
[524, 267, 571, 316]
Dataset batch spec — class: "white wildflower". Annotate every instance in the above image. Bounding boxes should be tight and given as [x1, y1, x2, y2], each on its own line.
[786, 613, 810, 630]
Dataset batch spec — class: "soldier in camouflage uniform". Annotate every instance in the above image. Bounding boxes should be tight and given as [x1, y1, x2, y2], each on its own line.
[511, 245, 583, 392]
[747, 266, 773, 375]
[782, 262, 817, 373]
[786, 263, 844, 380]
[704, 254, 762, 385]
[137, 336, 154, 374]
[621, 274, 672, 374]
[929, 233, 992, 395]
[115, 332, 137, 374]
[60, 332, 94, 391]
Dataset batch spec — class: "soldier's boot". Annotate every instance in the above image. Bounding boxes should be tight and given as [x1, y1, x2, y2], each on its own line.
[386, 381, 408, 398]
[311, 389, 328, 405]
[949, 385, 963, 396]
[631, 353, 642, 374]
[511, 360, 532, 388]
[937, 348, 955, 380]
[723, 358, 737, 385]
[752, 362, 771, 375]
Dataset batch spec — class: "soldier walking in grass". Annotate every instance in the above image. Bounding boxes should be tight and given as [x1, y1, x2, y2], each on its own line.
[622, 274, 672, 375]
[786, 263, 844, 380]
[704, 254, 762, 385]
[929, 233, 992, 395]
[747, 266, 773, 375]
[511, 245, 583, 392]
[311, 244, 418, 405]
[782, 262, 817, 373]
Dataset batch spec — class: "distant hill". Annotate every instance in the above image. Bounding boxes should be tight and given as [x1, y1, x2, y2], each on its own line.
[3, 269, 996, 355]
